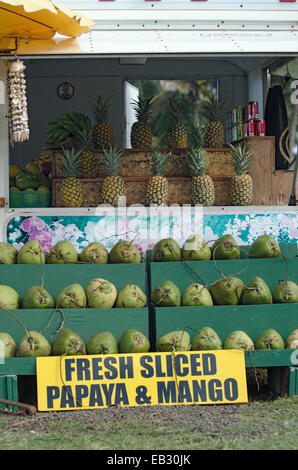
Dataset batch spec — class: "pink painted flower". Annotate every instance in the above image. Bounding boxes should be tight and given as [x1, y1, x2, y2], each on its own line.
[21, 217, 45, 234]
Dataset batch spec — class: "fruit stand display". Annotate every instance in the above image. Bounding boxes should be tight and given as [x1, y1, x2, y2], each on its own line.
[8, 88, 297, 208]
[0, 239, 150, 408]
[147, 235, 298, 396]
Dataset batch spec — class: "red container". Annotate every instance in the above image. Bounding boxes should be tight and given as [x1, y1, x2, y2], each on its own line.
[243, 106, 248, 122]
[244, 120, 255, 137]
[256, 119, 266, 136]
[243, 121, 248, 137]
[248, 101, 259, 120]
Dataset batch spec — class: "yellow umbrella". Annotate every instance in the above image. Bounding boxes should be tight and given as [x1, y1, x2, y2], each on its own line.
[0, 0, 95, 39]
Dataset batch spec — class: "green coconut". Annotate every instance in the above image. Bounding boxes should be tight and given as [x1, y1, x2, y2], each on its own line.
[209, 277, 244, 305]
[79, 242, 109, 264]
[56, 283, 87, 309]
[16, 331, 51, 357]
[211, 235, 240, 260]
[0, 285, 20, 310]
[157, 330, 190, 352]
[52, 328, 86, 356]
[254, 329, 285, 350]
[86, 278, 117, 308]
[249, 235, 281, 258]
[182, 283, 213, 306]
[47, 240, 78, 264]
[0, 332, 17, 357]
[151, 238, 181, 262]
[182, 234, 211, 261]
[191, 327, 222, 351]
[241, 277, 272, 305]
[285, 329, 298, 349]
[86, 332, 118, 355]
[22, 286, 55, 309]
[109, 240, 141, 264]
[272, 281, 298, 304]
[118, 329, 150, 353]
[17, 240, 45, 264]
[115, 284, 147, 308]
[223, 330, 254, 351]
[150, 281, 181, 307]
[0, 242, 18, 264]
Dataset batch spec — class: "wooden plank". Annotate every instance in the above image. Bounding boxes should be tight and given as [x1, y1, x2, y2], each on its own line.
[272, 170, 298, 205]
[0, 263, 146, 298]
[0, 307, 150, 345]
[245, 350, 297, 368]
[244, 137, 275, 206]
[0, 375, 19, 408]
[1, 358, 36, 375]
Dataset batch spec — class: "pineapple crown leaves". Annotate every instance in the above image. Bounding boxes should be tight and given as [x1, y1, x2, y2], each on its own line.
[102, 145, 124, 177]
[168, 97, 185, 124]
[58, 146, 84, 178]
[131, 96, 153, 123]
[151, 150, 171, 176]
[200, 94, 225, 122]
[90, 94, 113, 123]
[191, 122, 208, 148]
[229, 142, 253, 175]
[187, 148, 210, 176]
[75, 127, 93, 151]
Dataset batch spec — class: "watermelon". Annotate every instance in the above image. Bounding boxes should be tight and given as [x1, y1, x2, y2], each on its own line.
[15, 172, 40, 190]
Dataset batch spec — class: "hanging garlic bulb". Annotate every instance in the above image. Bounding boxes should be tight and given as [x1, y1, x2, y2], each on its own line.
[6, 59, 30, 146]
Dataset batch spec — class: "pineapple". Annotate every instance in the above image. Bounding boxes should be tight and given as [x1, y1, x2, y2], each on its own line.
[200, 95, 225, 148]
[76, 128, 95, 178]
[229, 143, 253, 206]
[146, 150, 171, 205]
[100, 146, 125, 206]
[130, 97, 153, 149]
[59, 147, 83, 207]
[167, 98, 188, 148]
[187, 148, 215, 206]
[91, 95, 113, 149]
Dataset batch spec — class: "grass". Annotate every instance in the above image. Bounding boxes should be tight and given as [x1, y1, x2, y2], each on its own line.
[0, 396, 297, 450]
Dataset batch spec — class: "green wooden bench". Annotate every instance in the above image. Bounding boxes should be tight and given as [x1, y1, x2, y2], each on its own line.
[148, 245, 298, 396]
[0, 263, 149, 409]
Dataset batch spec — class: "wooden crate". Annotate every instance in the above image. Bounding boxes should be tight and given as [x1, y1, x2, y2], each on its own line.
[52, 175, 231, 207]
[0, 263, 147, 298]
[148, 253, 298, 395]
[0, 307, 150, 361]
[0, 262, 151, 403]
[47, 138, 298, 207]
[52, 148, 234, 179]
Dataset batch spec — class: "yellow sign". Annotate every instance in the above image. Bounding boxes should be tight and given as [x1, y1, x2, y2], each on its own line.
[36, 350, 248, 411]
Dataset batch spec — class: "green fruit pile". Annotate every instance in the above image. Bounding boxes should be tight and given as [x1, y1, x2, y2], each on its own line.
[156, 328, 298, 352]
[0, 328, 150, 358]
[151, 233, 287, 262]
[149, 234, 297, 307]
[9, 161, 51, 192]
[0, 233, 291, 265]
[0, 239, 142, 265]
[0, 279, 147, 310]
[150, 277, 298, 307]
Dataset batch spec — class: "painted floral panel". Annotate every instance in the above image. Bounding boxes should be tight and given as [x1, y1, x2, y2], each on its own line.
[5, 210, 298, 257]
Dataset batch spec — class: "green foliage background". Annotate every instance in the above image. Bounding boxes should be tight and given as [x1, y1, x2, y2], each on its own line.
[128, 80, 216, 147]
